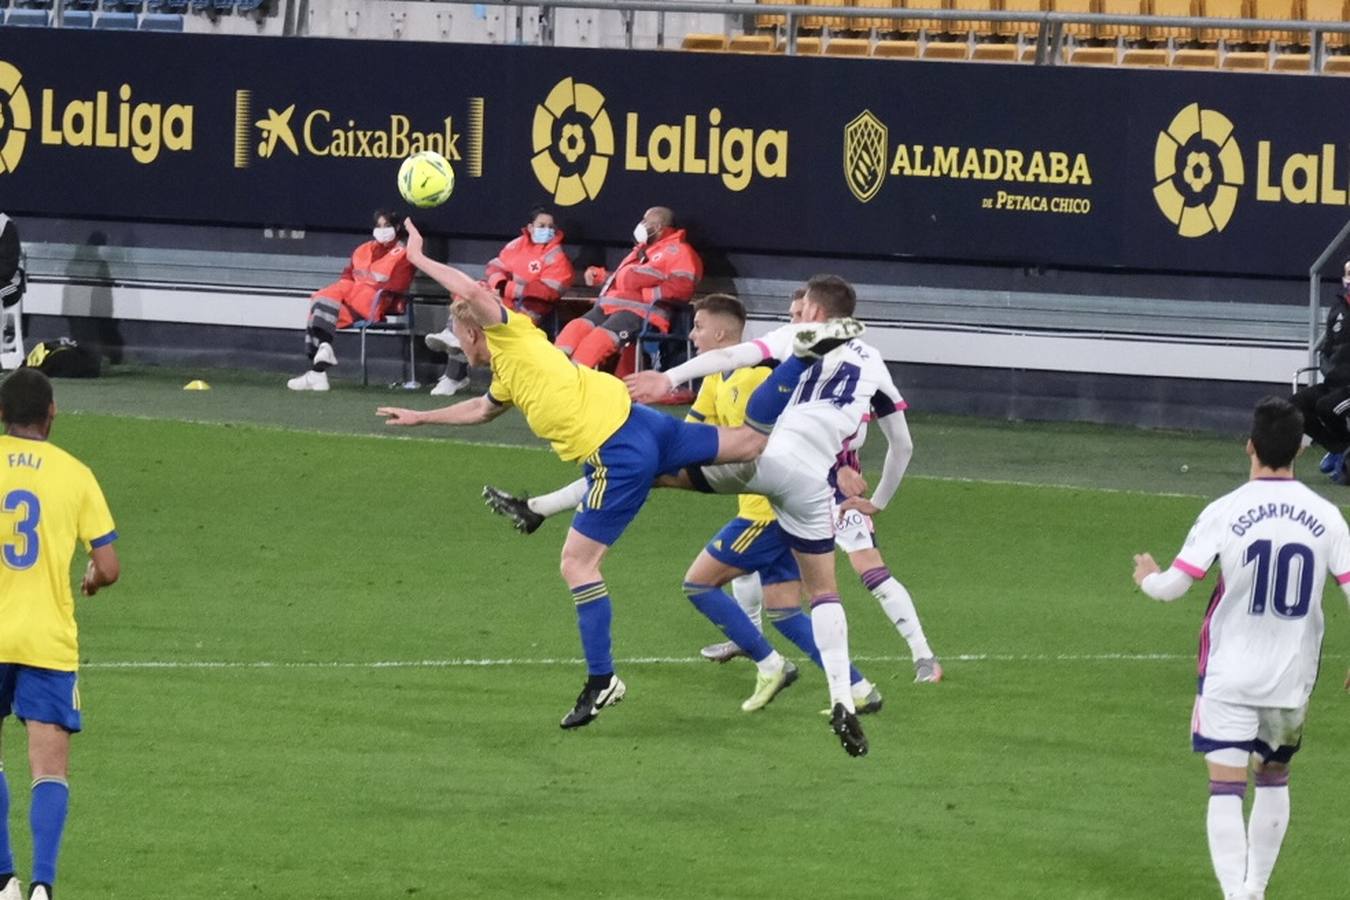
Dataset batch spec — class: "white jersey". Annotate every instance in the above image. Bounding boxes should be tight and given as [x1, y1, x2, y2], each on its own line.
[752, 324, 904, 477]
[1172, 478, 1350, 708]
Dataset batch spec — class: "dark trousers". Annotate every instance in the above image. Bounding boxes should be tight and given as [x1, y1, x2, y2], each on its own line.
[1291, 382, 1350, 453]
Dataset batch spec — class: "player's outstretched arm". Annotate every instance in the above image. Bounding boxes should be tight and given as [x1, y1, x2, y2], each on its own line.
[403, 218, 502, 327]
[82, 544, 120, 597]
[626, 340, 767, 403]
[378, 396, 507, 427]
[1132, 553, 1194, 601]
[841, 411, 914, 517]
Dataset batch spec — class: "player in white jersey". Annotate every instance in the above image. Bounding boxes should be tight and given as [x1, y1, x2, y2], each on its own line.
[1132, 396, 1350, 900]
[629, 275, 916, 756]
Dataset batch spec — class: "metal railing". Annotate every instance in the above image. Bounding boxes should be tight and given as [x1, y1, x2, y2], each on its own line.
[369, 0, 1350, 68]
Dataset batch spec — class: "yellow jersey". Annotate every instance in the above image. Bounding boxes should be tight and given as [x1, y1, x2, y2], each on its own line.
[0, 434, 117, 671]
[686, 364, 775, 522]
[485, 308, 632, 463]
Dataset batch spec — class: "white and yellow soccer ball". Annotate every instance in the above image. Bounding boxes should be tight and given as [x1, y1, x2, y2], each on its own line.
[398, 150, 456, 208]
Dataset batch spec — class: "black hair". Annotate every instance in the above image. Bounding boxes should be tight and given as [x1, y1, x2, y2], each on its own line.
[526, 206, 554, 223]
[1250, 396, 1303, 470]
[693, 293, 746, 326]
[0, 368, 53, 428]
[373, 209, 407, 238]
[804, 274, 857, 317]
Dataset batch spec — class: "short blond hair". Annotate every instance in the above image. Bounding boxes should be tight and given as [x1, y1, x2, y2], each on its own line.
[450, 298, 478, 324]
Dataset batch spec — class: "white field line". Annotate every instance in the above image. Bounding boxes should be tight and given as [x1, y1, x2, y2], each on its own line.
[80, 652, 1273, 672]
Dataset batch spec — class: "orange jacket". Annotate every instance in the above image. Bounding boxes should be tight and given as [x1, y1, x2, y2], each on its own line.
[327, 240, 415, 322]
[597, 228, 701, 331]
[485, 228, 574, 307]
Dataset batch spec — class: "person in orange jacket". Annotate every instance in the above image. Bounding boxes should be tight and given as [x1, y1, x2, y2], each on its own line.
[554, 206, 701, 370]
[423, 207, 574, 396]
[288, 210, 415, 392]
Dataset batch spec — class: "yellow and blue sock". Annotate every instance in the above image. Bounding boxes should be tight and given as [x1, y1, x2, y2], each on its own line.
[745, 356, 812, 432]
[571, 582, 614, 679]
[30, 776, 68, 887]
[0, 765, 12, 878]
[768, 608, 865, 684]
[683, 583, 776, 662]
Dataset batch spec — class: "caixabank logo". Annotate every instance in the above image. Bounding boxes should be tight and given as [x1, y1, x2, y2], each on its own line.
[0, 60, 194, 176]
[233, 89, 485, 176]
[530, 77, 789, 207]
[1152, 103, 1244, 238]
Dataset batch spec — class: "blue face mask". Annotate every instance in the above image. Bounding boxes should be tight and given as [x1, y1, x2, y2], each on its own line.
[532, 226, 555, 244]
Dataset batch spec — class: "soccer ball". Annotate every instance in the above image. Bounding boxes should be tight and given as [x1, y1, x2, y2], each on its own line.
[398, 151, 455, 208]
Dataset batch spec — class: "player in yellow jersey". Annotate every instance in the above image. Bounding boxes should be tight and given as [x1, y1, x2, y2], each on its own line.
[0, 369, 120, 900]
[378, 220, 780, 730]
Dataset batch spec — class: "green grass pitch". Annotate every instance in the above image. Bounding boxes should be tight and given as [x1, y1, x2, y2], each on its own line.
[2, 368, 1347, 898]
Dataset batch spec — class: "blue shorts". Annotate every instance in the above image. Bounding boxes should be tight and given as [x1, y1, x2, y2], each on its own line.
[705, 518, 800, 586]
[572, 404, 720, 546]
[0, 664, 82, 733]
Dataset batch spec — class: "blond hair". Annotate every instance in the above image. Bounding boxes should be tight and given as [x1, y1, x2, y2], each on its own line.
[450, 298, 479, 325]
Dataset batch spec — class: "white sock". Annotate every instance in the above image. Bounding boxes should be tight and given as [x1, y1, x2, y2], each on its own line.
[809, 598, 854, 712]
[730, 573, 764, 631]
[754, 650, 785, 678]
[862, 568, 933, 661]
[527, 478, 588, 518]
[852, 677, 875, 698]
[1207, 791, 1249, 897]
[1244, 782, 1290, 893]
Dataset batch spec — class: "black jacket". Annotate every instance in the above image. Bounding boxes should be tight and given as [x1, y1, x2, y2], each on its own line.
[1318, 297, 1350, 384]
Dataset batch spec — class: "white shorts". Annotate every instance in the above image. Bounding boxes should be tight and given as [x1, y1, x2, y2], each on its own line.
[698, 453, 835, 551]
[1191, 694, 1307, 763]
[832, 503, 876, 555]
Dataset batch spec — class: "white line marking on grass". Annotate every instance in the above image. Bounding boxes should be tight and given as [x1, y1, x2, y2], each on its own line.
[83, 652, 1248, 671]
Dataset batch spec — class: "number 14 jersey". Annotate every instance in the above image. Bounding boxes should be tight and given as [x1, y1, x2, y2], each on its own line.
[1173, 477, 1350, 708]
[752, 325, 905, 479]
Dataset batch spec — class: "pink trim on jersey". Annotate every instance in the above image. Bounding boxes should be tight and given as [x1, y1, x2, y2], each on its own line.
[752, 339, 772, 360]
[1197, 575, 1225, 677]
[1173, 558, 1207, 579]
[1337, 571, 1350, 585]
[897, 400, 909, 410]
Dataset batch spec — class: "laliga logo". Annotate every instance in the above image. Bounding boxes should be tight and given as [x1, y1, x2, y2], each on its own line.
[1152, 103, 1244, 238]
[844, 110, 887, 203]
[531, 77, 613, 207]
[0, 62, 30, 175]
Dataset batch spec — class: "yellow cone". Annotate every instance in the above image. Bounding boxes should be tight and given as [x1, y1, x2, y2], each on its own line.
[183, 380, 211, 391]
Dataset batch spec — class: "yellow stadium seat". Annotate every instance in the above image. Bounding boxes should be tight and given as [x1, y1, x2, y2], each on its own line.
[1001, 0, 1045, 40]
[681, 33, 728, 51]
[793, 35, 824, 52]
[951, 0, 1000, 35]
[1173, 46, 1221, 63]
[1272, 50, 1312, 67]
[923, 36, 973, 55]
[1195, 0, 1244, 43]
[1150, 0, 1195, 40]
[900, 0, 948, 34]
[1222, 49, 1272, 66]
[1071, 45, 1120, 61]
[1099, 0, 1149, 41]
[729, 34, 780, 52]
[1304, 0, 1350, 49]
[755, 0, 796, 31]
[1326, 54, 1350, 70]
[825, 37, 873, 53]
[802, 0, 845, 30]
[1249, 0, 1301, 44]
[1050, 0, 1096, 39]
[873, 37, 921, 53]
[1121, 45, 1172, 62]
[972, 41, 1022, 58]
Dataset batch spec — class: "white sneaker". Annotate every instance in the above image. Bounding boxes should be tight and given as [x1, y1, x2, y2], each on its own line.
[424, 327, 461, 354]
[286, 370, 330, 392]
[0, 875, 20, 900]
[313, 342, 337, 368]
[430, 374, 469, 396]
[792, 317, 866, 358]
[28, 885, 50, 900]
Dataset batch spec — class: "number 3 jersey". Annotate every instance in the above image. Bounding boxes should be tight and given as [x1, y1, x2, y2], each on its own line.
[1172, 477, 1350, 708]
[0, 434, 117, 671]
[751, 324, 905, 478]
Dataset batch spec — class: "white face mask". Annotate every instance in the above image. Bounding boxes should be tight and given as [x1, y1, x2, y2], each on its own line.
[633, 222, 649, 245]
[373, 226, 397, 244]
[532, 225, 556, 244]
